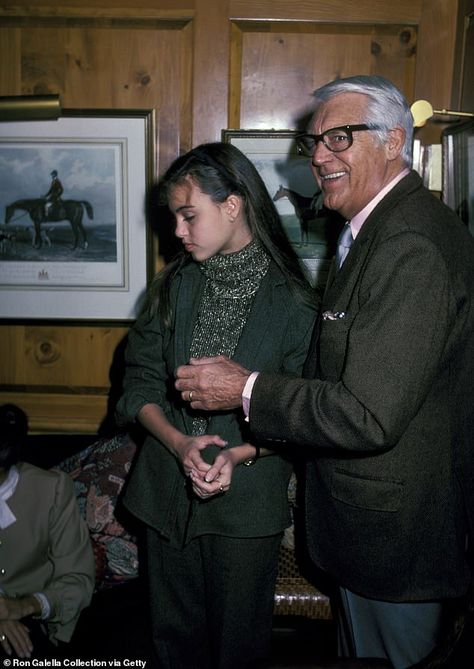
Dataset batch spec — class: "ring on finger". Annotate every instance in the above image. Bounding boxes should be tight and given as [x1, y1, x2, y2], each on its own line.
[219, 484, 224, 492]
[189, 390, 193, 402]
[0, 634, 6, 642]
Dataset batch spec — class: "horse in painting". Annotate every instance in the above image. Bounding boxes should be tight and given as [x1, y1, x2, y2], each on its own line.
[273, 185, 317, 245]
[5, 198, 93, 249]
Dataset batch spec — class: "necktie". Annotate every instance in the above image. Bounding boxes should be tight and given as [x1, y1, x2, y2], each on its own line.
[335, 223, 353, 270]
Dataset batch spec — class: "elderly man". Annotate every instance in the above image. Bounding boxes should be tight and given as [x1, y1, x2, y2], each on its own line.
[175, 75, 474, 668]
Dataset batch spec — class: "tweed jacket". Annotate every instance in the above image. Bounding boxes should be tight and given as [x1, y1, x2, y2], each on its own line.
[116, 260, 316, 541]
[250, 171, 474, 601]
[0, 463, 95, 643]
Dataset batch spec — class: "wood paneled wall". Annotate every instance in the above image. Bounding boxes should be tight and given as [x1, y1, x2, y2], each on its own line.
[0, 0, 463, 434]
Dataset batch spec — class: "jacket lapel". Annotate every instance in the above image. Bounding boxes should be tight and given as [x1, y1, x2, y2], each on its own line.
[172, 264, 204, 434]
[173, 263, 204, 369]
[232, 264, 284, 369]
[323, 171, 422, 311]
[303, 171, 422, 380]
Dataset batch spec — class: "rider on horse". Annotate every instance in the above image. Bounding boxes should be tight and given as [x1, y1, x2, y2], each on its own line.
[43, 170, 64, 220]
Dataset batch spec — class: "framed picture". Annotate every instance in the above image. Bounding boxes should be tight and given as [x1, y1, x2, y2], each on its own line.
[222, 129, 340, 287]
[0, 108, 155, 320]
[442, 119, 474, 236]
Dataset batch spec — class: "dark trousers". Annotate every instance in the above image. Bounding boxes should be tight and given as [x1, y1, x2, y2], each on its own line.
[147, 528, 282, 669]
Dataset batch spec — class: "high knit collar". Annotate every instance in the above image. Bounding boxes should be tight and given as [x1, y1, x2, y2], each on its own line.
[199, 240, 269, 294]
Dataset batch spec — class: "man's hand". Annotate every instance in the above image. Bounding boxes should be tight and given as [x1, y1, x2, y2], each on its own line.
[175, 355, 250, 411]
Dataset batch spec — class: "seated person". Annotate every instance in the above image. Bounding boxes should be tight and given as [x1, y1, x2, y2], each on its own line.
[0, 404, 95, 659]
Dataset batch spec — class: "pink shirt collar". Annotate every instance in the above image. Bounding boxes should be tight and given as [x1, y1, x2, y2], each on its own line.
[350, 168, 410, 238]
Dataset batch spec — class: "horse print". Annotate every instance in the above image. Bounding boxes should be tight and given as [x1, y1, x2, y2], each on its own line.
[5, 198, 93, 250]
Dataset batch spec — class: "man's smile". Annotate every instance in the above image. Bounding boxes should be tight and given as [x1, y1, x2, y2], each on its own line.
[320, 170, 346, 182]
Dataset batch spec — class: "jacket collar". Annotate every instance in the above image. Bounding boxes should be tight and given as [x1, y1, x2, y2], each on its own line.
[324, 170, 422, 302]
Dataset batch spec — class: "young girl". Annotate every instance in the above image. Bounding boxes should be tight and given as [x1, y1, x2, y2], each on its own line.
[115, 142, 317, 669]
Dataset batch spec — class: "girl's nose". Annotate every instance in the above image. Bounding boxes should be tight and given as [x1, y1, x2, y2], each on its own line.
[174, 219, 186, 238]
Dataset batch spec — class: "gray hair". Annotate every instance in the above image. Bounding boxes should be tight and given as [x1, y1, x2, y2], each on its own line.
[313, 75, 414, 167]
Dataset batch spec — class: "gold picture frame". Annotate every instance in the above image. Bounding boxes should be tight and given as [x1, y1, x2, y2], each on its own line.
[0, 108, 155, 320]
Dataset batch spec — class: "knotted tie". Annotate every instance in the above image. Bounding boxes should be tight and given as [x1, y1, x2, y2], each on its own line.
[335, 223, 353, 270]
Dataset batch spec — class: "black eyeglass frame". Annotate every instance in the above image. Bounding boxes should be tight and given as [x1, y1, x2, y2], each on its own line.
[295, 124, 380, 155]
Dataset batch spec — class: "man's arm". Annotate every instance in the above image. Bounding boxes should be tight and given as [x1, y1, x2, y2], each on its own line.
[175, 355, 251, 411]
[250, 233, 452, 452]
[177, 233, 452, 455]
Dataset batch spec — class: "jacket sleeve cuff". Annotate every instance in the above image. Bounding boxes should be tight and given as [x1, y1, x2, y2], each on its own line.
[242, 371, 260, 422]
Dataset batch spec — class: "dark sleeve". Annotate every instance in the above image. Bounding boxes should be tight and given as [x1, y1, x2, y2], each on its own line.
[278, 297, 317, 377]
[250, 232, 452, 453]
[115, 310, 171, 426]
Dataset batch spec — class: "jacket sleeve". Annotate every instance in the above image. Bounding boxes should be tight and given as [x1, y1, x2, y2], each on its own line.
[42, 471, 95, 643]
[115, 309, 170, 426]
[250, 232, 453, 453]
[278, 298, 317, 377]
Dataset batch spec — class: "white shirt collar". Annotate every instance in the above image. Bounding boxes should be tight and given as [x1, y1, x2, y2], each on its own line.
[0, 465, 19, 529]
[350, 168, 410, 238]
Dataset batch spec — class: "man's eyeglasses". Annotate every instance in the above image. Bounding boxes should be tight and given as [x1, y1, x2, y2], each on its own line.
[295, 124, 380, 156]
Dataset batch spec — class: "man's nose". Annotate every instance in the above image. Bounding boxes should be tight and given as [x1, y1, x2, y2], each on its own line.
[311, 139, 332, 166]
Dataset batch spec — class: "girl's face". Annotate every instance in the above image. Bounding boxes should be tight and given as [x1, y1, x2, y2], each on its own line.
[168, 178, 252, 262]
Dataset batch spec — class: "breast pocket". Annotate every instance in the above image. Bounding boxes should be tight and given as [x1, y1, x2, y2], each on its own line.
[318, 314, 355, 382]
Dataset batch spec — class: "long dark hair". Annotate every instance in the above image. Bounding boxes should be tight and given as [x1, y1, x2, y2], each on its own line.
[147, 142, 315, 326]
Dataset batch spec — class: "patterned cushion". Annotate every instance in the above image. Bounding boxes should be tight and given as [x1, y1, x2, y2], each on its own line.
[59, 432, 139, 590]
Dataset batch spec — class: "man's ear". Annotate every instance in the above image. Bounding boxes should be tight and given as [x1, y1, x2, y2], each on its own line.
[386, 127, 405, 161]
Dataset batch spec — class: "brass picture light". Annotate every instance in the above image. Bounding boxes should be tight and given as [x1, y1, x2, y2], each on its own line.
[0, 94, 61, 122]
[411, 99, 474, 128]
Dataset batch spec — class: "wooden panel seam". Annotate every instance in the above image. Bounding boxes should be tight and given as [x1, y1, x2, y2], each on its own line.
[0, 385, 109, 394]
[0, 6, 195, 20]
[231, 20, 420, 32]
[229, 0, 422, 24]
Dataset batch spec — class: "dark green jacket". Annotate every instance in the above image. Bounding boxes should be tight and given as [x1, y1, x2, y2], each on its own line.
[116, 260, 316, 541]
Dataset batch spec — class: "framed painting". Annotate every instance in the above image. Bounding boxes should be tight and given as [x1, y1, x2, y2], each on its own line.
[222, 129, 340, 288]
[442, 119, 474, 236]
[0, 108, 155, 320]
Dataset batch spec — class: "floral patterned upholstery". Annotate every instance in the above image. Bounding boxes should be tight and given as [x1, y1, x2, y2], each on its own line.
[60, 432, 139, 590]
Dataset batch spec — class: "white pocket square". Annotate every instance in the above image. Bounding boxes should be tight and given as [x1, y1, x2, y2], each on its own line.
[322, 310, 347, 321]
